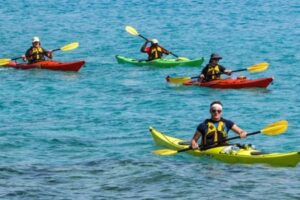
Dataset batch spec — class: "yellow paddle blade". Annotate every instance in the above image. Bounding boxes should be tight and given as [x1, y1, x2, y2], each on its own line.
[261, 120, 288, 135]
[153, 149, 179, 156]
[0, 58, 11, 66]
[247, 62, 269, 73]
[60, 42, 79, 51]
[125, 25, 139, 36]
[166, 76, 192, 84]
[176, 57, 190, 61]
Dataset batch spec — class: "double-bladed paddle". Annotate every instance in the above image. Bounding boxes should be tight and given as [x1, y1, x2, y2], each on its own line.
[153, 120, 288, 156]
[0, 42, 79, 66]
[125, 25, 189, 61]
[166, 62, 269, 84]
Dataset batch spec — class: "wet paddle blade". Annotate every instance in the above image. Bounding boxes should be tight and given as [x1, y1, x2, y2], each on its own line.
[0, 58, 11, 66]
[125, 26, 139, 36]
[261, 120, 288, 135]
[247, 62, 269, 73]
[60, 42, 79, 51]
[153, 149, 179, 156]
[166, 76, 192, 84]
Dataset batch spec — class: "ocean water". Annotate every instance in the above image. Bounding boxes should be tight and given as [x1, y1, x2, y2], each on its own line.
[0, 0, 300, 199]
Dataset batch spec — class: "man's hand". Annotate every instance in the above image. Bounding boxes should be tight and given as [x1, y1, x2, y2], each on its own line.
[22, 55, 27, 62]
[225, 70, 232, 75]
[239, 131, 247, 138]
[191, 141, 199, 149]
[48, 50, 53, 59]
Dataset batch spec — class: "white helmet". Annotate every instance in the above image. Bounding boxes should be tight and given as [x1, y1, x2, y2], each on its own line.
[151, 39, 159, 44]
[32, 36, 40, 43]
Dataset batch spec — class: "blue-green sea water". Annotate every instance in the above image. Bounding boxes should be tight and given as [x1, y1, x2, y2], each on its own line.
[0, 0, 300, 199]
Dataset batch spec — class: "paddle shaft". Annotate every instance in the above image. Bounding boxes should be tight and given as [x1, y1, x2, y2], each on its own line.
[231, 68, 247, 73]
[177, 130, 261, 153]
[225, 131, 260, 141]
[138, 33, 179, 58]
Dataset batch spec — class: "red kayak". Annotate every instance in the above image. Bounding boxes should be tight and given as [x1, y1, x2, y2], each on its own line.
[183, 77, 273, 89]
[6, 60, 85, 72]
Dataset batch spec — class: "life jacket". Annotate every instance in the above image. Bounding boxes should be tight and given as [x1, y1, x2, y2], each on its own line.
[202, 120, 228, 147]
[28, 47, 46, 63]
[206, 65, 221, 81]
[149, 46, 163, 60]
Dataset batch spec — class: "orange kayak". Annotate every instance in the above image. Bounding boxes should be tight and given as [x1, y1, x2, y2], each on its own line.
[6, 60, 85, 72]
[183, 77, 273, 89]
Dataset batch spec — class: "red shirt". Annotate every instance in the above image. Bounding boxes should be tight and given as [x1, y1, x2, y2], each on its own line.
[143, 47, 151, 56]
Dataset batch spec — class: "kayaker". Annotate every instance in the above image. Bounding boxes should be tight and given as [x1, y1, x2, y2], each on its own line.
[23, 37, 53, 64]
[140, 39, 169, 61]
[191, 101, 247, 149]
[199, 53, 232, 82]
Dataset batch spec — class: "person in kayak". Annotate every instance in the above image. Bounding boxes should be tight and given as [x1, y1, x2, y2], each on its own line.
[191, 101, 247, 150]
[199, 53, 232, 82]
[140, 39, 169, 61]
[23, 36, 53, 64]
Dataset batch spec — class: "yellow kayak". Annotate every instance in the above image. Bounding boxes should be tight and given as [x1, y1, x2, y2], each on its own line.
[149, 127, 300, 167]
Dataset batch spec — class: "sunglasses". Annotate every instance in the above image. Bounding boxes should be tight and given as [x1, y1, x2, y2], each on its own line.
[211, 109, 222, 114]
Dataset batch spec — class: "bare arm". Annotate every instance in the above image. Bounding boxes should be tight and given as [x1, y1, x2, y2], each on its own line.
[191, 130, 201, 149]
[231, 124, 247, 138]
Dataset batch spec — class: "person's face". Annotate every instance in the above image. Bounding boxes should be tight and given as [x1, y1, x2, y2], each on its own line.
[210, 107, 222, 120]
[152, 43, 158, 47]
[211, 58, 220, 65]
[33, 41, 40, 47]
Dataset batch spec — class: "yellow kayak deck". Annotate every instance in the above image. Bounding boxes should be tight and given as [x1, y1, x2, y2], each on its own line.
[149, 127, 300, 167]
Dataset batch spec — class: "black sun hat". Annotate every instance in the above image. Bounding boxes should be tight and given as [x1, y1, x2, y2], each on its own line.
[210, 53, 222, 60]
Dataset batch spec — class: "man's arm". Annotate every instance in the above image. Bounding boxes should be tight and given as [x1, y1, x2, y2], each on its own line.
[231, 124, 247, 138]
[191, 130, 201, 149]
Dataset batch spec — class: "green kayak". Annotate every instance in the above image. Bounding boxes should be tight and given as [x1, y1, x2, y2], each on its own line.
[115, 55, 204, 67]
